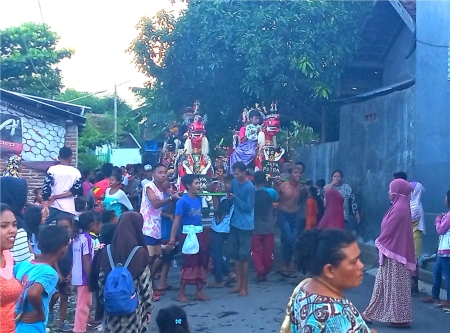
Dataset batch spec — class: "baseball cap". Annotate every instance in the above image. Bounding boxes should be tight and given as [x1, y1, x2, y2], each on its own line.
[144, 164, 152, 172]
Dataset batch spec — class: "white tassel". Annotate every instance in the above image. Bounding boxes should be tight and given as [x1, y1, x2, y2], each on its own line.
[185, 139, 192, 154]
[258, 131, 265, 148]
[201, 137, 209, 155]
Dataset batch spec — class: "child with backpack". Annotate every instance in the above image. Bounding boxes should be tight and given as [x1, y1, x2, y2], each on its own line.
[72, 212, 95, 333]
[90, 212, 152, 333]
[14, 225, 70, 333]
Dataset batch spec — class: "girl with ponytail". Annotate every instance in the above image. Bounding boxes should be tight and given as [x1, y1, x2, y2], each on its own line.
[156, 305, 191, 333]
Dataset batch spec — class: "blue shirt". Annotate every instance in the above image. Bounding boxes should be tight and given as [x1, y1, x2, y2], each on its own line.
[230, 179, 255, 230]
[175, 195, 203, 227]
[14, 260, 59, 333]
[161, 195, 182, 240]
[211, 197, 234, 233]
[263, 187, 278, 201]
[30, 233, 41, 255]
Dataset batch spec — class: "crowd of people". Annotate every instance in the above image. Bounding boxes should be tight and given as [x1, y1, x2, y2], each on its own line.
[1, 146, 449, 333]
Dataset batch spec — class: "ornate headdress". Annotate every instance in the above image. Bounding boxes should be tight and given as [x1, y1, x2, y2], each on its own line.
[241, 103, 266, 123]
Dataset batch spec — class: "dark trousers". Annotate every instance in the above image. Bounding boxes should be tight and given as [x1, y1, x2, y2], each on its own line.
[277, 211, 301, 262]
[45, 207, 75, 225]
[432, 256, 450, 300]
[210, 230, 230, 283]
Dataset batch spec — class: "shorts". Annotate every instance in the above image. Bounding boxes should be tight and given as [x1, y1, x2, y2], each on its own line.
[145, 236, 162, 256]
[229, 226, 253, 262]
[160, 240, 180, 262]
[145, 236, 162, 246]
[57, 281, 72, 296]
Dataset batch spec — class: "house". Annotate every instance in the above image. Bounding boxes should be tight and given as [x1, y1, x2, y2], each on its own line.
[296, 0, 450, 254]
[0, 89, 87, 200]
[95, 133, 143, 166]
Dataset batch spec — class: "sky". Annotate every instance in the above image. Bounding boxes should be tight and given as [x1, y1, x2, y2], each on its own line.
[0, 0, 186, 107]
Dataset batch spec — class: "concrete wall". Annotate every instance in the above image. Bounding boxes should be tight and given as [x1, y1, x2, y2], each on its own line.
[413, 1, 450, 253]
[296, 86, 417, 246]
[383, 25, 416, 85]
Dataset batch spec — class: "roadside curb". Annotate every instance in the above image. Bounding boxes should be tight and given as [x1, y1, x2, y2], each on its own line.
[358, 242, 447, 290]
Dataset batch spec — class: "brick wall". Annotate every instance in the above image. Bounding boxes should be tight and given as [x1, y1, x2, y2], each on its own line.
[0, 124, 79, 202]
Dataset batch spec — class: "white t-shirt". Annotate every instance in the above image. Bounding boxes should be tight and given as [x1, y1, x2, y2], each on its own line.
[44, 164, 82, 215]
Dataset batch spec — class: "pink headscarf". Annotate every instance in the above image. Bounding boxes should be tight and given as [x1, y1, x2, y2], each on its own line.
[376, 179, 416, 272]
[318, 189, 345, 229]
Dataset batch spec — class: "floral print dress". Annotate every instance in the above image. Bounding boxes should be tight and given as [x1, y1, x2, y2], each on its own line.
[290, 288, 370, 333]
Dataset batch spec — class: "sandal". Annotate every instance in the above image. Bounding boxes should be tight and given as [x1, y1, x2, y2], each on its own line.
[155, 285, 178, 291]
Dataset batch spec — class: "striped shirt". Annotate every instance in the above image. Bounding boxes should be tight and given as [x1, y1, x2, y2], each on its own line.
[10, 229, 33, 264]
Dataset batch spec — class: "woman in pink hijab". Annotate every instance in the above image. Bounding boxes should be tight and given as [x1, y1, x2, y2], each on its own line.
[318, 189, 345, 229]
[363, 179, 416, 328]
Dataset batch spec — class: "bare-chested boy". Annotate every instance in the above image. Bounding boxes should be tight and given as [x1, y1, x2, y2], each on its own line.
[275, 164, 307, 277]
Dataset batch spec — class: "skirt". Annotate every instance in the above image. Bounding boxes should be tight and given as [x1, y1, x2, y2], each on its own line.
[363, 256, 413, 323]
[180, 231, 210, 287]
[229, 140, 257, 167]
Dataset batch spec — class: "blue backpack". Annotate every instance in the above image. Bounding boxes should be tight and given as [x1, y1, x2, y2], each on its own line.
[104, 245, 141, 316]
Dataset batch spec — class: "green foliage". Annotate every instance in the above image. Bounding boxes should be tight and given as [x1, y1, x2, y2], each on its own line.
[278, 121, 320, 151]
[1, 22, 74, 98]
[128, 0, 370, 141]
[60, 88, 142, 146]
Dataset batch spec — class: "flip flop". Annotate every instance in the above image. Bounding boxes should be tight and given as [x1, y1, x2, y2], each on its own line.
[155, 285, 178, 291]
[153, 289, 166, 297]
[152, 295, 161, 302]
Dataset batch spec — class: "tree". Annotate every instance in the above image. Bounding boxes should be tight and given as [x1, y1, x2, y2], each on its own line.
[128, 0, 371, 143]
[1, 22, 74, 98]
[60, 89, 142, 169]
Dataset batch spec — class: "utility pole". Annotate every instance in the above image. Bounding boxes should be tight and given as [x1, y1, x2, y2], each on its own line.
[113, 80, 131, 148]
[114, 84, 118, 147]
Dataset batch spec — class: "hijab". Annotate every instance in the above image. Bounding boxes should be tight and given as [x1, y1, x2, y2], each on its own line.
[3, 155, 22, 177]
[376, 179, 416, 272]
[0, 176, 30, 236]
[318, 189, 345, 229]
[99, 211, 149, 279]
[0, 176, 27, 217]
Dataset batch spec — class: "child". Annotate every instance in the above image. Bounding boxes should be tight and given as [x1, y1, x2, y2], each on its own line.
[152, 181, 177, 298]
[209, 174, 236, 288]
[72, 212, 95, 333]
[90, 213, 102, 253]
[104, 171, 134, 218]
[34, 188, 44, 206]
[23, 206, 45, 257]
[100, 210, 118, 225]
[166, 175, 210, 303]
[230, 109, 262, 167]
[14, 225, 70, 333]
[251, 171, 277, 282]
[75, 196, 88, 214]
[49, 217, 74, 331]
[306, 186, 323, 230]
[316, 179, 326, 200]
[421, 189, 450, 307]
[156, 305, 191, 333]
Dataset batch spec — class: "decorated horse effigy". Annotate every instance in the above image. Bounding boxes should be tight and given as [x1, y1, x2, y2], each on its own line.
[160, 102, 221, 195]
